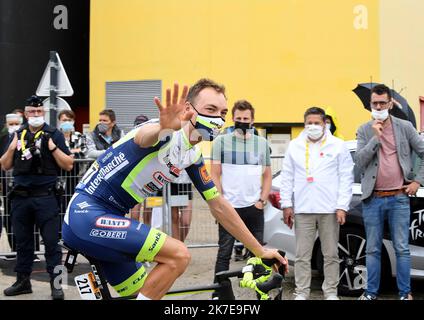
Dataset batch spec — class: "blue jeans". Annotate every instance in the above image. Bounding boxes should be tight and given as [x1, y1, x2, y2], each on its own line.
[362, 194, 411, 297]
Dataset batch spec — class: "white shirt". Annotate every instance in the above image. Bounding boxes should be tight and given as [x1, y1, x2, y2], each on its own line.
[212, 132, 271, 208]
[280, 130, 354, 214]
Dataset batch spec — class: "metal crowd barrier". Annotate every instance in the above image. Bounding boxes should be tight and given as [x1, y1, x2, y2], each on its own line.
[0, 158, 94, 258]
[155, 155, 285, 248]
[0, 155, 285, 257]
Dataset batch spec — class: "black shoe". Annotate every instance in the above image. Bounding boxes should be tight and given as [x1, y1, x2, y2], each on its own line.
[234, 248, 252, 262]
[234, 253, 244, 261]
[234, 246, 243, 255]
[50, 279, 65, 300]
[0, 255, 16, 261]
[3, 274, 32, 296]
[243, 250, 253, 260]
[234, 246, 244, 261]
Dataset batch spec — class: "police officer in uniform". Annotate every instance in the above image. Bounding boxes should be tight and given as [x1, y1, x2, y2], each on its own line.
[0, 96, 74, 299]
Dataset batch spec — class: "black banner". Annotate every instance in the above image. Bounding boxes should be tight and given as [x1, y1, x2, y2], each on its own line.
[0, 0, 89, 129]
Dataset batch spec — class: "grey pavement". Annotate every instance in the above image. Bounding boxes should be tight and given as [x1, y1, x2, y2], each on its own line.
[1, 246, 423, 300]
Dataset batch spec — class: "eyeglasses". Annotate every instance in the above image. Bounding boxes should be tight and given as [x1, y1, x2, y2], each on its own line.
[26, 109, 44, 115]
[371, 101, 390, 108]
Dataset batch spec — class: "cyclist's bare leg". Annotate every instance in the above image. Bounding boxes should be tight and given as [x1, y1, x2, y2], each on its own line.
[139, 236, 191, 299]
[180, 201, 193, 241]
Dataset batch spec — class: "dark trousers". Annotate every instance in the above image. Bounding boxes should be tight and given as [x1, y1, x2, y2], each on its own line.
[3, 199, 17, 251]
[2, 196, 19, 251]
[1, 175, 17, 251]
[214, 205, 264, 282]
[11, 194, 62, 277]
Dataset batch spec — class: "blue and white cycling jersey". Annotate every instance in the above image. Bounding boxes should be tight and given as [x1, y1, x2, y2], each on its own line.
[64, 120, 219, 225]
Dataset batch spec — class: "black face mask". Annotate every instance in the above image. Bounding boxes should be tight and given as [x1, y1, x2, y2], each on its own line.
[234, 121, 252, 135]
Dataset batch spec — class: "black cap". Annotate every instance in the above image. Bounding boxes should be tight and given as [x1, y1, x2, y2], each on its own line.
[26, 95, 43, 107]
[134, 114, 149, 126]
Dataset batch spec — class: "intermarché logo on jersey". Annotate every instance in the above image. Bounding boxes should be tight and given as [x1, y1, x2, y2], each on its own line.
[95, 217, 130, 229]
[84, 152, 129, 195]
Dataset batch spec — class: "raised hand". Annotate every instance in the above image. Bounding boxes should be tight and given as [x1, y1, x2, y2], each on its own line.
[154, 83, 194, 131]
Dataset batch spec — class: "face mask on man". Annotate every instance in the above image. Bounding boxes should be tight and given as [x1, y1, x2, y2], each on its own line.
[60, 121, 75, 133]
[28, 116, 45, 128]
[97, 123, 109, 134]
[305, 124, 324, 140]
[234, 121, 252, 135]
[371, 109, 389, 121]
[190, 105, 225, 141]
[8, 125, 20, 134]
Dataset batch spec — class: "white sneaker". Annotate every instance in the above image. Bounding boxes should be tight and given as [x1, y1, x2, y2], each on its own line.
[358, 293, 377, 300]
[326, 295, 339, 300]
[0, 255, 16, 261]
[294, 294, 307, 300]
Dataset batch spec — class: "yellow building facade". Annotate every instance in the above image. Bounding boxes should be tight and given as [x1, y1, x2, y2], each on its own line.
[90, 0, 424, 143]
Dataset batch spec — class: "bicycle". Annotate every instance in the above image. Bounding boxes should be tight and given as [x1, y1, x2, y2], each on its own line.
[60, 241, 286, 300]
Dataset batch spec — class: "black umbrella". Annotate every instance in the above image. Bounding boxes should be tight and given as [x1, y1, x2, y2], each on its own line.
[353, 82, 416, 128]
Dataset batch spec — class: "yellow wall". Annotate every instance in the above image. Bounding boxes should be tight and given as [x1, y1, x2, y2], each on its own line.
[380, 0, 424, 129]
[91, 0, 382, 139]
[291, 127, 303, 139]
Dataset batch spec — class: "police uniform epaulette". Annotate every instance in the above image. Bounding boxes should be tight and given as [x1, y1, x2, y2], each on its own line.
[41, 124, 58, 134]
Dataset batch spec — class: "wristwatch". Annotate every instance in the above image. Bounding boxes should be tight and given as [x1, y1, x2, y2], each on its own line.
[259, 198, 267, 206]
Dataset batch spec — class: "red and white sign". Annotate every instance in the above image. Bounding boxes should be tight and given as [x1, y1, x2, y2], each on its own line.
[95, 217, 130, 229]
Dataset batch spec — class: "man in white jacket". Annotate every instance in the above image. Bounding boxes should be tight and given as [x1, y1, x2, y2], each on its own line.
[280, 107, 354, 300]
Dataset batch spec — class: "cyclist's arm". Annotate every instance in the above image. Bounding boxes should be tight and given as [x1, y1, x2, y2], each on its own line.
[210, 136, 223, 194]
[185, 155, 264, 258]
[210, 162, 223, 195]
[134, 123, 169, 148]
[208, 196, 264, 257]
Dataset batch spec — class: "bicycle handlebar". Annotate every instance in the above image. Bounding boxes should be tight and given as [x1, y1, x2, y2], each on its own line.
[256, 273, 283, 294]
[239, 249, 286, 299]
[261, 250, 287, 276]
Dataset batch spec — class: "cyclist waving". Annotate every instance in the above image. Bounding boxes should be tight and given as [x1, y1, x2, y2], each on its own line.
[62, 79, 287, 300]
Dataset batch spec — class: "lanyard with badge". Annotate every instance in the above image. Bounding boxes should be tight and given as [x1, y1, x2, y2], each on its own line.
[19, 129, 44, 160]
[305, 137, 326, 183]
